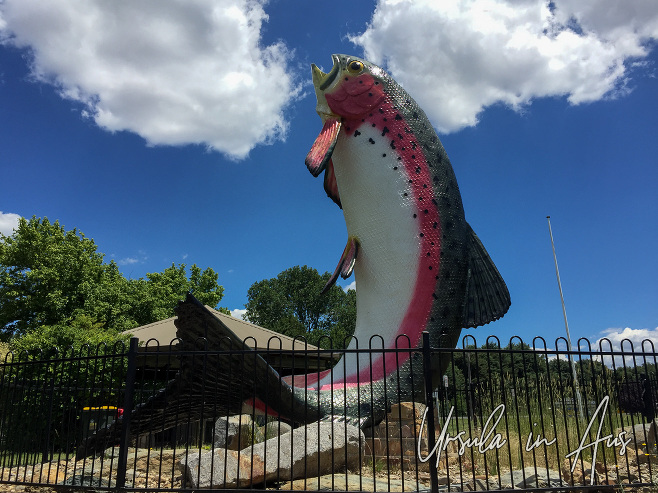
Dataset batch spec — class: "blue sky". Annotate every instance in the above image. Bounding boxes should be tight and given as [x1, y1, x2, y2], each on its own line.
[1, 0, 657, 349]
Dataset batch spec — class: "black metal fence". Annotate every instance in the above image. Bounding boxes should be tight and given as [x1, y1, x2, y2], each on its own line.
[1, 334, 658, 492]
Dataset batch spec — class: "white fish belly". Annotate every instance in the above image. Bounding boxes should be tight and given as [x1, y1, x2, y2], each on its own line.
[319, 125, 421, 386]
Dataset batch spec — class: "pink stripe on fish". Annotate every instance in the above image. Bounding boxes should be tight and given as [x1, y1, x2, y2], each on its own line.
[325, 81, 442, 386]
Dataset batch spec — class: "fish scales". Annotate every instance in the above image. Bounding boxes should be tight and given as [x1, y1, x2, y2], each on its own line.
[78, 56, 510, 456]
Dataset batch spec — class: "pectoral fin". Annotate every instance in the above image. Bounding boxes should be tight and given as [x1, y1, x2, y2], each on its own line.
[323, 159, 341, 208]
[322, 236, 359, 294]
[305, 117, 341, 177]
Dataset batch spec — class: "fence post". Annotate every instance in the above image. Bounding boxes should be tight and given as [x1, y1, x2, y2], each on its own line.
[116, 337, 138, 489]
[422, 331, 439, 493]
[41, 377, 55, 464]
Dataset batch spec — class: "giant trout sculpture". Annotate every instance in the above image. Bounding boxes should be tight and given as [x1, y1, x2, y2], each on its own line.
[295, 54, 510, 421]
[79, 55, 509, 457]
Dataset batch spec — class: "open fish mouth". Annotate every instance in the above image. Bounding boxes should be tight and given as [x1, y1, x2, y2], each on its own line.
[311, 55, 340, 120]
[313, 55, 340, 90]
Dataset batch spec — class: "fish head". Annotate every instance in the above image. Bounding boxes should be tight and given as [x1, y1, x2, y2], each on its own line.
[311, 54, 387, 121]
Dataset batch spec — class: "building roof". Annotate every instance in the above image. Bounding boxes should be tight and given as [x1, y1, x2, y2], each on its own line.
[124, 306, 322, 352]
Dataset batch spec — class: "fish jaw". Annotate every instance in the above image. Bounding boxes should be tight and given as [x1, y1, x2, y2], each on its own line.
[311, 58, 340, 123]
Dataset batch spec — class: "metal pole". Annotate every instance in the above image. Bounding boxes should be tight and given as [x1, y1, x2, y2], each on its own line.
[547, 216, 585, 421]
[116, 337, 139, 489]
[422, 331, 439, 493]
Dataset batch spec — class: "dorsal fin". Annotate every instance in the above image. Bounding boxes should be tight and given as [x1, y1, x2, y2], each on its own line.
[462, 224, 511, 328]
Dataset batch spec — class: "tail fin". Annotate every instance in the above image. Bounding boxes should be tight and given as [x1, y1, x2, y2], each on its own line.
[78, 294, 314, 458]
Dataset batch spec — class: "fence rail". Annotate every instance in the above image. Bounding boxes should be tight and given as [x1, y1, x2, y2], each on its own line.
[1, 333, 657, 492]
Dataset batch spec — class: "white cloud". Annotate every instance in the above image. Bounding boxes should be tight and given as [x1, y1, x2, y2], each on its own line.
[351, 0, 658, 132]
[0, 211, 21, 236]
[342, 280, 356, 292]
[594, 327, 658, 368]
[0, 0, 298, 159]
[231, 308, 247, 320]
[117, 257, 140, 266]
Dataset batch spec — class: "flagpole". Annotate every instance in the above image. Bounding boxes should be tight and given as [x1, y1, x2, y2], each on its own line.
[547, 216, 585, 421]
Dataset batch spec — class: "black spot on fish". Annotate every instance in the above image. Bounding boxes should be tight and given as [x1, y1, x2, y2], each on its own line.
[375, 81, 379, 85]
[420, 233, 424, 237]
[401, 147, 406, 151]
[412, 155, 416, 159]
[395, 114, 402, 120]
[413, 213, 417, 218]
[424, 209, 429, 214]
[368, 93, 373, 97]
[433, 222, 438, 228]
[381, 127, 389, 136]
[397, 133, 403, 140]
[411, 141, 417, 149]
[415, 167, 421, 174]
[432, 293, 438, 299]
[429, 266, 433, 270]
[390, 141, 396, 150]
[427, 252, 431, 257]
[369, 138, 375, 144]
[403, 192, 408, 196]
[393, 166, 398, 170]
[379, 108, 384, 113]
[382, 153, 387, 157]
[423, 184, 428, 188]
[372, 123, 376, 127]
[359, 80, 363, 84]
[354, 130, 361, 137]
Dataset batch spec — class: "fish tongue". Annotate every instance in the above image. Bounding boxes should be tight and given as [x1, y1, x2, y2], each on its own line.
[305, 117, 341, 177]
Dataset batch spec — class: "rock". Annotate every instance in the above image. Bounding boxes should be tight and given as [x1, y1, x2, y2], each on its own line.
[617, 422, 657, 450]
[179, 448, 256, 489]
[59, 474, 115, 488]
[389, 402, 426, 422]
[499, 466, 562, 489]
[183, 421, 364, 488]
[261, 419, 293, 440]
[213, 414, 264, 450]
[562, 458, 585, 484]
[245, 420, 364, 482]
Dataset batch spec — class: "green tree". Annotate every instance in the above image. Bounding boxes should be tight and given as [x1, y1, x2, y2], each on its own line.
[244, 265, 356, 348]
[0, 217, 107, 337]
[0, 216, 227, 339]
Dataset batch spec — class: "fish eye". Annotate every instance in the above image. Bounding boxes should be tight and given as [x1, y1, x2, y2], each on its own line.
[347, 60, 364, 74]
